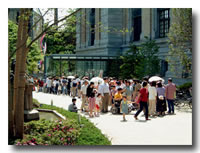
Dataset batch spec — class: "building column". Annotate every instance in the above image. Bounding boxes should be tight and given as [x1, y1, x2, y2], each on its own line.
[76, 10, 81, 50]
[81, 8, 86, 48]
[141, 8, 151, 40]
[95, 8, 100, 46]
[122, 8, 129, 44]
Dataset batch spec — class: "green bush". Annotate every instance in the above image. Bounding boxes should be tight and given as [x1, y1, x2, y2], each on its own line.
[15, 119, 80, 145]
[177, 82, 192, 91]
[39, 104, 111, 145]
[33, 98, 40, 108]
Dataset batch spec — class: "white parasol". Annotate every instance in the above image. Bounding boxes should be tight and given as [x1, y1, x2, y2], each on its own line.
[90, 77, 103, 86]
[149, 76, 165, 83]
[67, 76, 75, 79]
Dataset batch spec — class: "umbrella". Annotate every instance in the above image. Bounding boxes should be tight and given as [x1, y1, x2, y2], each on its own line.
[67, 76, 75, 79]
[90, 77, 103, 86]
[149, 76, 165, 83]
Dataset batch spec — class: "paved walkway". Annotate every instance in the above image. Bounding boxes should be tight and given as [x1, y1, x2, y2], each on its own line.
[33, 92, 192, 145]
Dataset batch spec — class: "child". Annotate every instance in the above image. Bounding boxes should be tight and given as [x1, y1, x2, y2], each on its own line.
[68, 98, 78, 113]
[95, 93, 102, 117]
[120, 95, 129, 121]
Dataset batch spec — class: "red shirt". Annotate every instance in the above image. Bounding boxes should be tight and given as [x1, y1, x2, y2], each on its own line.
[139, 88, 148, 102]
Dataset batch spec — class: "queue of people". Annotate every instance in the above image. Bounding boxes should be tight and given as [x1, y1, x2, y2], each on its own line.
[32, 75, 176, 121]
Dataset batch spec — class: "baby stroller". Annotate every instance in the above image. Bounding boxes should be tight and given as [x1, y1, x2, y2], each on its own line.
[111, 100, 138, 114]
[111, 100, 121, 114]
[127, 102, 139, 112]
[111, 100, 134, 114]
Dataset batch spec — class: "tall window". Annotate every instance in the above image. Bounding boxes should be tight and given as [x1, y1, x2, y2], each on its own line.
[160, 60, 168, 77]
[158, 8, 170, 38]
[89, 8, 95, 46]
[132, 9, 141, 41]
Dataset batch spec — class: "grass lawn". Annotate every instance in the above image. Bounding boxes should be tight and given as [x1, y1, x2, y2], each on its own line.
[33, 99, 111, 145]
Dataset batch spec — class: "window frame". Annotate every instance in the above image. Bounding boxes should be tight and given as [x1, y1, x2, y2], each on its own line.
[158, 8, 170, 38]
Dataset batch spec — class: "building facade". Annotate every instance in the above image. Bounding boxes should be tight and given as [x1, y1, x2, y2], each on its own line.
[75, 8, 191, 85]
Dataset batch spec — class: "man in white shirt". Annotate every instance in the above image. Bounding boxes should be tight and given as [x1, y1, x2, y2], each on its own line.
[46, 77, 52, 93]
[99, 77, 110, 113]
[80, 80, 88, 112]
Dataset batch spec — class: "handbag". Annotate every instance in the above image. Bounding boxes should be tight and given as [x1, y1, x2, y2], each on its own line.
[158, 95, 164, 100]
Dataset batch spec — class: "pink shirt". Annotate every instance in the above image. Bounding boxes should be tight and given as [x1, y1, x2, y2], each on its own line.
[166, 83, 176, 100]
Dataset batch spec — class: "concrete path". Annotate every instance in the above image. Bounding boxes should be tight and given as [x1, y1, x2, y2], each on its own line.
[33, 92, 192, 145]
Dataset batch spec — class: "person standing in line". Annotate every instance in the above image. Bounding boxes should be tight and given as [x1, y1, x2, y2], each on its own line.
[71, 78, 77, 97]
[55, 78, 59, 95]
[124, 81, 133, 101]
[134, 82, 150, 121]
[99, 77, 110, 113]
[156, 82, 167, 116]
[148, 81, 157, 117]
[46, 77, 52, 94]
[132, 80, 141, 101]
[62, 77, 68, 95]
[131, 80, 136, 101]
[77, 81, 82, 98]
[39, 78, 44, 92]
[165, 78, 176, 114]
[80, 80, 88, 112]
[67, 79, 71, 96]
[86, 82, 96, 117]
[58, 80, 62, 95]
[111, 85, 117, 107]
[50, 78, 54, 94]
[115, 81, 121, 90]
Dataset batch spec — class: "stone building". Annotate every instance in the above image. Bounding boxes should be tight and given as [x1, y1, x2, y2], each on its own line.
[75, 8, 191, 85]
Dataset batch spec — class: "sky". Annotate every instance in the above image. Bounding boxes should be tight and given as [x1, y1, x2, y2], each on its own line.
[38, 8, 71, 25]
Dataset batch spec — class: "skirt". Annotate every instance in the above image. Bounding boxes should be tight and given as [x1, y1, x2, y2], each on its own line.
[89, 97, 95, 110]
[156, 97, 167, 112]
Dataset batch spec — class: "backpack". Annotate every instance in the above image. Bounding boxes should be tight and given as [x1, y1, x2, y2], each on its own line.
[73, 82, 77, 87]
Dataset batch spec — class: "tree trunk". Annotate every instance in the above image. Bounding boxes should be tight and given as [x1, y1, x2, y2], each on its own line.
[8, 48, 14, 140]
[13, 8, 30, 139]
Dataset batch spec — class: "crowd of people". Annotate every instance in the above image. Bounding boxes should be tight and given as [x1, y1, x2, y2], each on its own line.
[31, 75, 177, 121]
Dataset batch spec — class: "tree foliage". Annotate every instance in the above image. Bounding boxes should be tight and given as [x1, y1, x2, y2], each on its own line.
[8, 20, 18, 55]
[120, 37, 160, 79]
[27, 38, 43, 74]
[45, 9, 76, 55]
[8, 20, 43, 74]
[167, 8, 192, 75]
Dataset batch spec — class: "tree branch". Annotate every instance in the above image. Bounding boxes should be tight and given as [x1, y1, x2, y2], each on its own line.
[28, 8, 50, 33]
[27, 8, 81, 49]
[9, 8, 81, 59]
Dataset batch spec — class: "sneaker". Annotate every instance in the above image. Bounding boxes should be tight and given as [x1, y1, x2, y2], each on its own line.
[146, 118, 151, 121]
[134, 116, 138, 120]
